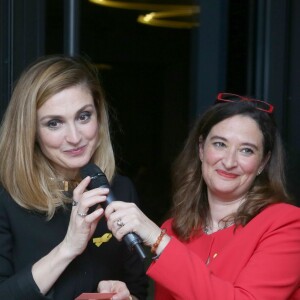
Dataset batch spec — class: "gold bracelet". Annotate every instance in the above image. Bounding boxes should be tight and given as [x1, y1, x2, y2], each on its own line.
[151, 229, 166, 254]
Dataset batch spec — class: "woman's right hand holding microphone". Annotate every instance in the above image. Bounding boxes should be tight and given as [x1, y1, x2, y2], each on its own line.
[105, 201, 171, 257]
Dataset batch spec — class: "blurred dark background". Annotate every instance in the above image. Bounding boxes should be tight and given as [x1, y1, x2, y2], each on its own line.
[1, 0, 300, 228]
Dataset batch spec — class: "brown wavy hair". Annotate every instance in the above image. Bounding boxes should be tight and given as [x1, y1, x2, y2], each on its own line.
[0, 55, 115, 218]
[171, 101, 290, 241]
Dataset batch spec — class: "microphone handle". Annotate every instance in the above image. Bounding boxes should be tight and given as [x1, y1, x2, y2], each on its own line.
[101, 185, 146, 260]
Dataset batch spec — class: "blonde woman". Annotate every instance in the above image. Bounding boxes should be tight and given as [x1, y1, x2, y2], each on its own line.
[0, 55, 147, 300]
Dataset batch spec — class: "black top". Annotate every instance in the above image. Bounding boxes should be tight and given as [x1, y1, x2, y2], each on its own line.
[0, 175, 148, 299]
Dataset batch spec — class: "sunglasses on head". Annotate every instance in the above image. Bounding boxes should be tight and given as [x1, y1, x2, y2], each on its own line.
[216, 92, 274, 114]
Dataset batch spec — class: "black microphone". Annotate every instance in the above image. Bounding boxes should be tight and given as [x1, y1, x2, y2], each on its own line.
[80, 163, 146, 260]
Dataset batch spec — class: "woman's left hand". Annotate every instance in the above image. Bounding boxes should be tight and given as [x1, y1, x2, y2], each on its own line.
[97, 280, 133, 300]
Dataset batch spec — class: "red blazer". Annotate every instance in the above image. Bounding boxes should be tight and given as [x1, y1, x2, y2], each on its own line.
[147, 203, 300, 299]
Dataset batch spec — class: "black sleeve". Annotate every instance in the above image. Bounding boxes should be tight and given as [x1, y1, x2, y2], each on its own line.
[0, 265, 51, 299]
[111, 175, 149, 299]
[0, 189, 51, 299]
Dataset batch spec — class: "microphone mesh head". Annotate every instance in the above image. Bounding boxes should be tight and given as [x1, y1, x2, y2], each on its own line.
[80, 163, 109, 189]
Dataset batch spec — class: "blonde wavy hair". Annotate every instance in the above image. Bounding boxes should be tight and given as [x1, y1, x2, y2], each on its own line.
[0, 55, 115, 218]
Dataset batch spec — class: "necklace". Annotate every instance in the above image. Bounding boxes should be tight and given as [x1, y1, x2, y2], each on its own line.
[60, 180, 79, 192]
[50, 178, 79, 192]
[203, 220, 234, 235]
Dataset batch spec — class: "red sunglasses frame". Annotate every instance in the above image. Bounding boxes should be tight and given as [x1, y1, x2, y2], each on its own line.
[216, 92, 274, 114]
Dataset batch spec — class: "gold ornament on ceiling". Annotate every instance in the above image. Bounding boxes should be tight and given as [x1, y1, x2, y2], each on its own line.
[89, 0, 200, 29]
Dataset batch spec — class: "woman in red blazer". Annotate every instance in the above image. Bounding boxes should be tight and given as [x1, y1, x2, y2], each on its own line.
[106, 93, 300, 299]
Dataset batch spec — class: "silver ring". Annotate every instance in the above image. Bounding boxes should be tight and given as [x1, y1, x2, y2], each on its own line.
[77, 212, 87, 217]
[72, 200, 78, 206]
[117, 218, 125, 227]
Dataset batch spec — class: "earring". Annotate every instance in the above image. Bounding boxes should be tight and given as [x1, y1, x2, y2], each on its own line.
[257, 169, 262, 176]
